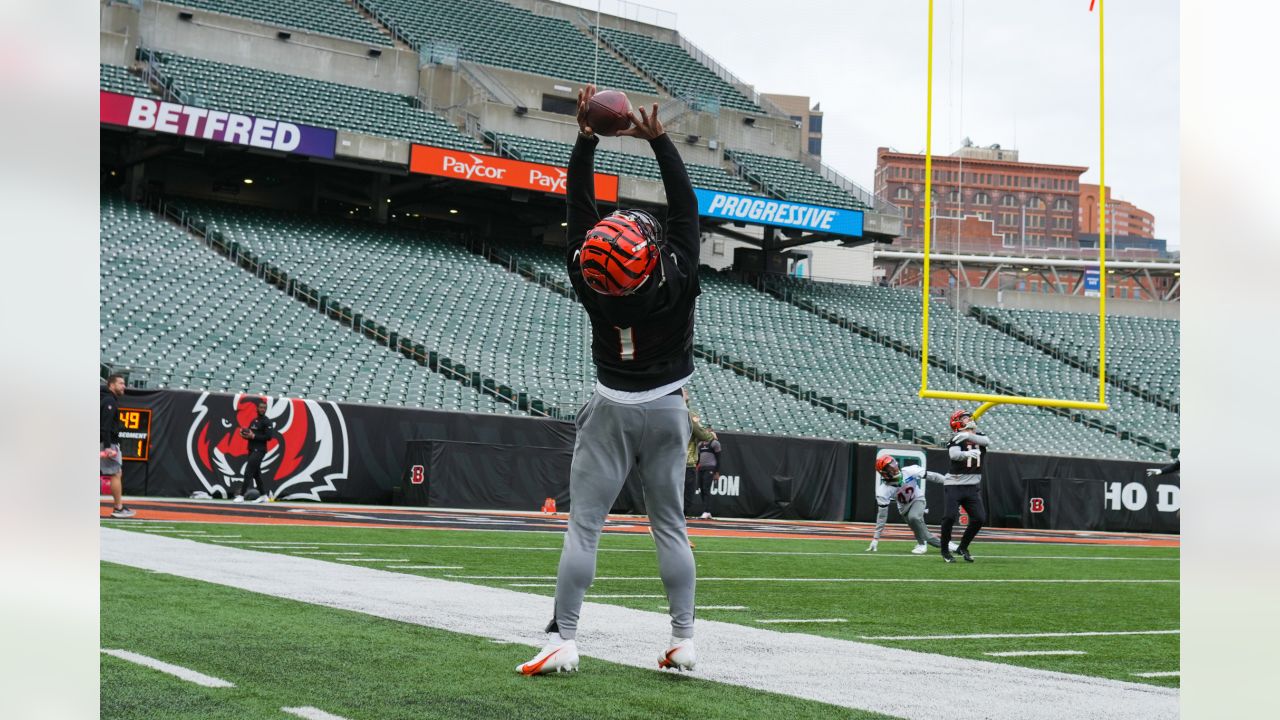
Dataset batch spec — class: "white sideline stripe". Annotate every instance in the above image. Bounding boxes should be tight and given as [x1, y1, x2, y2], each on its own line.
[697, 606, 749, 610]
[102, 529, 1178, 720]
[209, 540, 1177, 561]
[759, 618, 848, 624]
[282, 706, 352, 720]
[100, 649, 234, 688]
[986, 651, 1087, 657]
[336, 558, 407, 563]
[586, 594, 664, 598]
[444, 575, 1176, 584]
[1132, 671, 1179, 678]
[386, 565, 464, 570]
[253, 546, 320, 550]
[509, 583, 556, 587]
[862, 630, 1181, 641]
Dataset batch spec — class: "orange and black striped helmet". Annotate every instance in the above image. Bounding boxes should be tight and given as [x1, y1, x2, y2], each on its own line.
[580, 210, 662, 296]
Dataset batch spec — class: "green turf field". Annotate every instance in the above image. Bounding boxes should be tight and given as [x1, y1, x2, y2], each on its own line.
[101, 562, 891, 720]
[101, 518, 1178, 718]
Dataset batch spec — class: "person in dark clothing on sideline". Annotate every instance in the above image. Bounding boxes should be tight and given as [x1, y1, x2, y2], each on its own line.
[518, 85, 701, 675]
[684, 401, 714, 517]
[695, 430, 722, 520]
[100, 374, 133, 518]
[234, 398, 279, 503]
[1146, 457, 1180, 477]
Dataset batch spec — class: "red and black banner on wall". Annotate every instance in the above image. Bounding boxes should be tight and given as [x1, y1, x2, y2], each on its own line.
[118, 388, 1176, 532]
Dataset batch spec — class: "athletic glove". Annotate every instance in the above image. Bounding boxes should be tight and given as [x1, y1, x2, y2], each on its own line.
[866, 540, 878, 552]
[1145, 468, 1161, 477]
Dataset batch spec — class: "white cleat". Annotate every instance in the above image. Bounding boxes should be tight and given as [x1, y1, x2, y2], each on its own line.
[232, 495, 244, 503]
[948, 542, 960, 552]
[658, 637, 696, 671]
[251, 494, 268, 504]
[516, 638, 579, 675]
[699, 512, 712, 520]
[911, 544, 928, 555]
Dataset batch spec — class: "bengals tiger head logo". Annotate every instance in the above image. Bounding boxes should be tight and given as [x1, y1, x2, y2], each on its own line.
[185, 392, 348, 500]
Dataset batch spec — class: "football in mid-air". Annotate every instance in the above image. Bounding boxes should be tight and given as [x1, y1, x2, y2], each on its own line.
[585, 90, 633, 136]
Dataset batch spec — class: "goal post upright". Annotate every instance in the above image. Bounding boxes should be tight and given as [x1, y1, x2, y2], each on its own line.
[917, 0, 1109, 419]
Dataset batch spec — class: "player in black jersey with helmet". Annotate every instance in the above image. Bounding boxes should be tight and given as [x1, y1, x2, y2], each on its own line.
[518, 85, 700, 676]
[939, 409, 990, 563]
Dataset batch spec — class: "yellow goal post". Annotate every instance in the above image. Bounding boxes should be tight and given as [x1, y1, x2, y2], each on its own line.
[918, 0, 1109, 420]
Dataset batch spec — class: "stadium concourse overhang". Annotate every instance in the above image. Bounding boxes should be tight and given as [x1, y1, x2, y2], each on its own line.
[874, 248, 1182, 301]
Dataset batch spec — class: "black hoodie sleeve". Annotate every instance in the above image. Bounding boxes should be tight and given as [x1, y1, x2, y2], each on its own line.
[649, 133, 699, 264]
[566, 133, 603, 266]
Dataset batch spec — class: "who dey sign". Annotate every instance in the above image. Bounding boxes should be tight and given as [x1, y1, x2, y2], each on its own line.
[695, 189, 864, 238]
[410, 145, 619, 202]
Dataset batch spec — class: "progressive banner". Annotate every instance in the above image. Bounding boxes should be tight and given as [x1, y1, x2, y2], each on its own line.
[409, 144, 619, 202]
[100, 91, 336, 159]
[694, 188, 864, 237]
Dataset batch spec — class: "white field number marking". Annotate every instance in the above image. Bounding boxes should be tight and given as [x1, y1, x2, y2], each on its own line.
[100, 649, 234, 688]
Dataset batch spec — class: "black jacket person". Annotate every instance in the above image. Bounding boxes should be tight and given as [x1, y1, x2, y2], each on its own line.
[236, 399, 280, 501]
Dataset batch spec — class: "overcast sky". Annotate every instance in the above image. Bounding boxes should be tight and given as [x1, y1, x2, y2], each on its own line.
[581, 0, 1179, 247]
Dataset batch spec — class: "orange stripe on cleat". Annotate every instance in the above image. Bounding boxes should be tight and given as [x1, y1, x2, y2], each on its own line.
[520, 646, 563, 676]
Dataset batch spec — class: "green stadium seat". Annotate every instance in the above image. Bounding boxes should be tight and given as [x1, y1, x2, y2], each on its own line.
[168, 0, 391, 46]
[726, 149, 871, 211]
[143, 51, 484, 150]
[593, 27, 762, 114]
[358, 0, 655, 94]
[100, 64, 155, 97]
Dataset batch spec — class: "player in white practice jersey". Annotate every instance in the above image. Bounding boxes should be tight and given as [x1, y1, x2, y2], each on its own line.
[867, 455, 958, 555]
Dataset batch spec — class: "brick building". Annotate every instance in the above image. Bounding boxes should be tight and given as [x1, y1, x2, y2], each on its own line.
[1079, 183, 1155, 238]
[874, 141, 1088, 252]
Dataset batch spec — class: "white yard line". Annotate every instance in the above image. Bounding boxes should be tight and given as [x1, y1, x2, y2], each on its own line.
[1131, 671, 1179, 678]
[281, 707, 352, 720]
[586, 594, 665, 598]
[252, 546, 320, 550]
[204, 540, 1176, 561]
[100, 649, 234, 688]
[986, 650, 1087, 657]
[386, 565, 464, 570]
[291, 552, 356, 556]
[335, 558, 408, 563]
[444, 575, 1176, 585]
[758, 618, 848, 624]
[101, 529, 1178, 720]
[695, 606, 749, 610]
[862, 630, 1180, 641]
[508, 583, 557, 587]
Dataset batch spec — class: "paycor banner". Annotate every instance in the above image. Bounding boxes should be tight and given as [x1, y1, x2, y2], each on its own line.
[694, 188, 864, 237]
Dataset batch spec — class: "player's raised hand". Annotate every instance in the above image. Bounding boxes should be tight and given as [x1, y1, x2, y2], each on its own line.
[577, 84, 597, 136]
[618, 104, 664, 141]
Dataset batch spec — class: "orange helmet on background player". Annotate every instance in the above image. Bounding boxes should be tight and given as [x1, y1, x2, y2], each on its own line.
[579, 209, 662, 296]
[950, 409, 974, 432]
[875, 454, 899, 480]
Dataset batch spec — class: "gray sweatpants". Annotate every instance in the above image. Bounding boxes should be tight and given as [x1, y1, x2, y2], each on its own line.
[874, 498, 941, 546]
[549, 390, 696, 640]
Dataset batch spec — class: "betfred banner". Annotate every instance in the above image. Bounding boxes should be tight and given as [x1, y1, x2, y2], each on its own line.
[100, 91, 337, 159]
[694, 188, 864, 237]
[409, 144, 619, 202]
